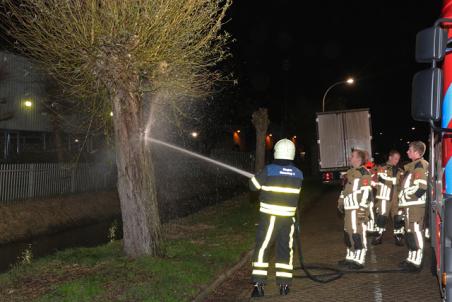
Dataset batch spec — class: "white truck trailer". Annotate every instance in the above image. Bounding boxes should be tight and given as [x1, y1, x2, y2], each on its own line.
[316, 108, 373, 182]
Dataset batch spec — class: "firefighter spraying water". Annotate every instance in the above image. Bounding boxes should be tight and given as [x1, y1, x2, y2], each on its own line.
[249, 139, 303, 297]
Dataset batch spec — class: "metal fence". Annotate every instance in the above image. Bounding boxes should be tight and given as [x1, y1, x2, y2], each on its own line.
[0, 163, 116, 204]
[0, 150, 254, 208]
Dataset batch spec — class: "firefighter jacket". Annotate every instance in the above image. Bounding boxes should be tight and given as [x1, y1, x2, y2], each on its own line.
[374, 163, 403, 202]
[250, 160, 303, 217]
[398, 158, 429, 207]
[338, 166, 373, 211]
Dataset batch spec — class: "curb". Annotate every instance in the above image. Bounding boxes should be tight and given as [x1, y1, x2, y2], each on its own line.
[193, 249, 254, 302]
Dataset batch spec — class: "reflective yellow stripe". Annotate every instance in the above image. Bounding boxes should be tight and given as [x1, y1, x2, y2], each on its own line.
[260, 203, 297, 212]
[289, 220, 295, 268]
[260, 203, 296, 216]
[253, 262, 269, 268]
[251, 177, 261, 189]
[261, 186, 301, 194]
[260, 207, 295, 216]
[252, 269, 268, 276]
[275, 263, 293, 270]
[276, 272, 293, 278]
[258, 216, 276, 263]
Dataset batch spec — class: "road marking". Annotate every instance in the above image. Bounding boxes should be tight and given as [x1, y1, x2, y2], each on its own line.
[369, 243, 383, 302]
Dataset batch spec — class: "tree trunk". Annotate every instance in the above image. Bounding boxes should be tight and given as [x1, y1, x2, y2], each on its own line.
[252, 108, 270, 172]
[112, 89, 163, 258]
[255, 131, 266, 172]
[50, 114, 65, 162]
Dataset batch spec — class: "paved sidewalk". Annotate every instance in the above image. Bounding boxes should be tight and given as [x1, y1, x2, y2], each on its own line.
[207, 189, 441, 302]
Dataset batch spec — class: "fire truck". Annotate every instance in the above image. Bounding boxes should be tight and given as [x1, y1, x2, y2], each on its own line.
[412, 2, 452, 300]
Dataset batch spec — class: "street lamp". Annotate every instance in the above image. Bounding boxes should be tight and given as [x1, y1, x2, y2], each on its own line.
[322, 77, 355, 112]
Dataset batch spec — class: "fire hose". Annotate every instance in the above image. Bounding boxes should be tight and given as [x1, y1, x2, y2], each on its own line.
[293, 211, 414, 284]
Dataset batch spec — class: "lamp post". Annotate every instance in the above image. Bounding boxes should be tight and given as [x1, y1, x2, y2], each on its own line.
[322, 78, 354, 112]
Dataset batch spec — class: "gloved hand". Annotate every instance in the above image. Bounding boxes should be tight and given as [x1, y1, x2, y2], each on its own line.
[401, 187, 417, 200]
[337, 205, 345, 217]
[377, 171, 388, 183]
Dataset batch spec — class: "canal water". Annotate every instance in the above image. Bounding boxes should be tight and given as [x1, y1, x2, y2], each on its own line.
[0, 217, 122, 273]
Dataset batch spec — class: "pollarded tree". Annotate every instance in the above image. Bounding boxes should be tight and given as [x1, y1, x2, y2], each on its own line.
[0, 0, 232, 257]
[252, 108, 269, 172]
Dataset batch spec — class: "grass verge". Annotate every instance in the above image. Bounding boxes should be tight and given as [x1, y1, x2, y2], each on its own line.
[0, 179, 326, 302]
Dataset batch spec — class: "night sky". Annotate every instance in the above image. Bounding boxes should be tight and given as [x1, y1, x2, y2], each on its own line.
[226, 1, 443, 162]
[0, 2, 444, 164]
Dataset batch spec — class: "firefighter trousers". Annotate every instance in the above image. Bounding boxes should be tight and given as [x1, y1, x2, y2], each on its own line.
[252, 213, 296, 285]
[403, 205, 425, 266]
[344, 209, 368, 265]
[375, 196, 398, 234]
[367, 201, 377, 233]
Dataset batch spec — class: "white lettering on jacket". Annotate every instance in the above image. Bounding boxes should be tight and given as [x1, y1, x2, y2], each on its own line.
[280, 168, 295, 176]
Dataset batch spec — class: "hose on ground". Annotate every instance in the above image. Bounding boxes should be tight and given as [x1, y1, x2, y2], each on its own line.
[293, 214, 411, 284]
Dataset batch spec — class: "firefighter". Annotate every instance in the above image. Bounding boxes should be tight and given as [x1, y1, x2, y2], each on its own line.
[365, 157, 378, 235]
[398, 141, 429, 271]
[249, 139, 303, 298]
[371, 150, 404, 245]
[337, 149, 373, 270]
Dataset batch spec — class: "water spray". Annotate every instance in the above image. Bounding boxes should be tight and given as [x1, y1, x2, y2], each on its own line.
[148, 138, 254, 179]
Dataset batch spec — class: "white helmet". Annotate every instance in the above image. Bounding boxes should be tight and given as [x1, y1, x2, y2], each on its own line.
[274, 139, 296, 160]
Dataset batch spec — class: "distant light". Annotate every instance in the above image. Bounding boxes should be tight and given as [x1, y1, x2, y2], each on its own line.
[375, 152, 380, 155]
[400, 138, 403, 141]
[411, 127, 415, 130]
[191, 132, 198, 138]
[346, 78, 354, 85]
[379, 132, 383, 135]
[407, 141, 410, 144]
[74, 139, 79, 143]
[110, 111, 114, 117]
[23, 98, 33, 108]
[236, 130, 241, 133]
[269, 134, 273, 137]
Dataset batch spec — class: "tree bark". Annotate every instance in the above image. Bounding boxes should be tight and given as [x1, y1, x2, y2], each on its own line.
[112, 89, 163, 258]
[255, 131, 266, 172]
[252, 108, 270, 172]
[50, 114, 65, 162]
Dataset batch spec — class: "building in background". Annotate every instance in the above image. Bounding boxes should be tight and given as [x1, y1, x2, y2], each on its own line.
[0, 51, 103, 163]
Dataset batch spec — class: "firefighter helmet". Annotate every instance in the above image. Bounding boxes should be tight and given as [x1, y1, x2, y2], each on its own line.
[274, 139, 296, 160]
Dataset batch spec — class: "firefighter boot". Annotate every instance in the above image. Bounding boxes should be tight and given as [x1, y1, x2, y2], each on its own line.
[348, 262, 364, 270]
[399, 260, 422, 272]
[372, 233, 384, 245]
[394, 234, 404, 246]
[337, 259, 352, 268]
[251, 282, 264, 298]
[279, 284, 290, 296]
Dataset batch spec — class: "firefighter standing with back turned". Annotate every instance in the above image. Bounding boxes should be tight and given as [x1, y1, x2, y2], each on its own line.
[398, 141, 429, 271]
[249, 139, 303, 298]
[337, 149, 373, 269]
[371, 150, 404, 245]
